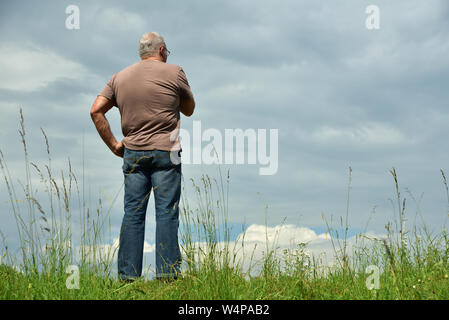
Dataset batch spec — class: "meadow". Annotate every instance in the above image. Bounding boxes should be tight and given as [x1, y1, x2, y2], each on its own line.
[1, 110, 448, 300]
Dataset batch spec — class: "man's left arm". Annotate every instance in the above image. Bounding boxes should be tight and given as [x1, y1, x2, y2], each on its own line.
[90, 95, 124, 158]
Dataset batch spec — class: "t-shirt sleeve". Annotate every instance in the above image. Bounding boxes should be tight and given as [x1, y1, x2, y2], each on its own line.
[98, 75, 117, 106]
[177, 68, 194, 101]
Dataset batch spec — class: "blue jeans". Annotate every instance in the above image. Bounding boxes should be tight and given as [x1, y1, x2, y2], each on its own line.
[118, 148, 182, 280]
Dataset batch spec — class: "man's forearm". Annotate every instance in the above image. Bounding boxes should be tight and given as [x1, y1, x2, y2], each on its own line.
[91, 112, 119, 151]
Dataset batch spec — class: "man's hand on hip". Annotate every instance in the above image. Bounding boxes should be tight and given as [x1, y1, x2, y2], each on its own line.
[112, 141, 124, 158]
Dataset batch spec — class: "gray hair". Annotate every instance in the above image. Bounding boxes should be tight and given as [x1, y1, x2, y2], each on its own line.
[138, 32, 166, 58]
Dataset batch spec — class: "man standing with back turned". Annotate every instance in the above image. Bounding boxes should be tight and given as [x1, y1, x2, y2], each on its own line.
[90, 32, 195, 281]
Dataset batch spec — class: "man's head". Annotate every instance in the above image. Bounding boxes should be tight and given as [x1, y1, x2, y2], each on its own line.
[139, 32, 170, 62]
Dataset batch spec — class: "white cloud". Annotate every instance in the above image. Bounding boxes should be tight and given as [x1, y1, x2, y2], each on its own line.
[296, 122, 412, 147]
[76, 237, 155, 264]
[237, 224, 330, 245]
[0, 42, 88, 91]
[180, 223, 384, 277]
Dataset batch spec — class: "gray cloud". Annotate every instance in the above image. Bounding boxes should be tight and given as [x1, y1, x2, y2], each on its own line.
[1, 0, 449, 262]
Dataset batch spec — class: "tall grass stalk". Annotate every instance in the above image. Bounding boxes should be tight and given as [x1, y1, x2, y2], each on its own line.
[0, 109, 116, 280]
[1, 110, 449, 300]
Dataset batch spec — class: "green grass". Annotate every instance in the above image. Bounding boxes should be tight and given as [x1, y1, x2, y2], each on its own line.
[1, 259, 448, 300]
[1, 109, 449, 300]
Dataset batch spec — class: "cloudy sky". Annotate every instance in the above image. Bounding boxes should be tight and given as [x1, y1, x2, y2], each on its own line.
[1, 0, 449, 275]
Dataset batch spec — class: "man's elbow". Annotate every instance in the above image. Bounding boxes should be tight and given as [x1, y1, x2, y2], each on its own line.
[90, 96, 113, 120]
[181, 100, 195, 117]
[90, 107, 97, 120]
[90, 106, 103, 121]
[185, 104, 195, 117]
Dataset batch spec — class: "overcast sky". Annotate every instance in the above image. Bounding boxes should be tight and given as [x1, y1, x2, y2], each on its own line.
[1, 0, 449, 274]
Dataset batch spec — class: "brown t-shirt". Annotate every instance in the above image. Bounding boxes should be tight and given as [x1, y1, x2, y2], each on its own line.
[98, 60, 193, 151]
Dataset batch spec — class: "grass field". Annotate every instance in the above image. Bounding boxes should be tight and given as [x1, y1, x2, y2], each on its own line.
[1, 110, 449, 300]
